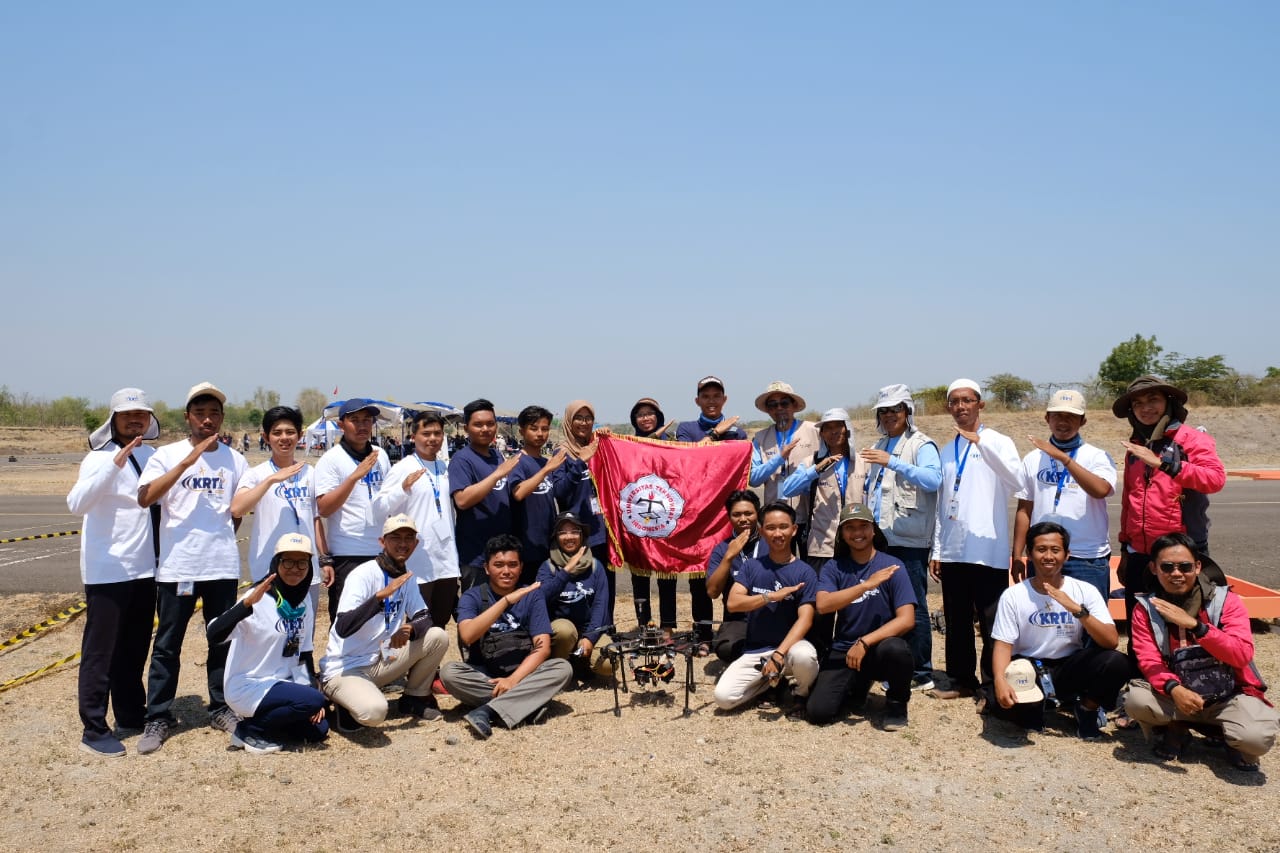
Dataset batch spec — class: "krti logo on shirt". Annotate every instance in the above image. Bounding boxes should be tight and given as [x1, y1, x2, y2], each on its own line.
[533, 479, 552, 495]
[273, 482, 312, 502]
[1035, 466, 1074, 486]
[561, 581, 593, 604]
[751, 581, 793, 601]
[491, 611, 520, 633]
[180, 473, 227, 494]
[1027, 609, 1077, 628]
[493, 477, 507, 492]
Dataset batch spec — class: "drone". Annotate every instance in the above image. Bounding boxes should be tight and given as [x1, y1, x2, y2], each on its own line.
[600, 621, 715, 717]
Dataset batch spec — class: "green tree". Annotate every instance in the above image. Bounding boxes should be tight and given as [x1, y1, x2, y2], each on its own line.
[1098, 334, 1163, 395]
[296, 388, 328, 422]
[984, 373, 1035, 409]
[251, 386, 280, 411]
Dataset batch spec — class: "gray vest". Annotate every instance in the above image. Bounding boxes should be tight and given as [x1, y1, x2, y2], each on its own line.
[866, 428, 938, 550]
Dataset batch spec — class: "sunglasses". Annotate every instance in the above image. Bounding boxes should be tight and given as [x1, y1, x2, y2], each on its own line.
[1157, 561, 1196, 574]
[765, 398, 794, 410]
[877, 405, 907, 415]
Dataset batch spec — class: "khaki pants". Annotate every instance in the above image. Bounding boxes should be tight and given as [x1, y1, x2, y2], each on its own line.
[1123, 680, 1280, 759]
[550, 618, 614, 677]
[322, 628, 449, 725]
[713, 640, 819, 710]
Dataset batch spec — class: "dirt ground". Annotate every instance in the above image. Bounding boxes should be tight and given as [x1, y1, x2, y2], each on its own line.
[2, 408, 1280, 852]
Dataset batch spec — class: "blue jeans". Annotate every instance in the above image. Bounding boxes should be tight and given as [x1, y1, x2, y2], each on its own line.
[146, 579, 238, 722]
[885, 546, 932, 681]
[244, 681, 328, 742]
[1062, 555, 1112, 604]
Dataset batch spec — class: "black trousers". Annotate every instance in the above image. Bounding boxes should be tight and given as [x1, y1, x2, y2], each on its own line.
[418, 577, 460, 629]
[806, 637, 913, 724]
[327, 554, 377, 624]
[146, 579, 238, 721]
[940, 562, 1009, 690]
[713, 619, 747, 664]
[79, 578, 156, 737]
[631, 574, 713, 640]
[981, 646, 1130, 729]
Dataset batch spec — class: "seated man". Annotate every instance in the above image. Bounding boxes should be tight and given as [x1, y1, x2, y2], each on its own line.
[319, 515, 450, 731]
[535, 512, 613, 682]
[207, 533, 328, 753]
[713, 503, 819, 712]
[985, 521, 1127, 739]
[806, 505, 916, 730]
[1124, 532, 1280, 770]
[442, 534, 573, 739]
[704, 490, 763, 664]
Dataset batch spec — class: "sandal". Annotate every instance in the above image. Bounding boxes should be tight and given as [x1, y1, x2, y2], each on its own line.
[1152, 726, 1191, 761]
[1227, 747, 1261, 773]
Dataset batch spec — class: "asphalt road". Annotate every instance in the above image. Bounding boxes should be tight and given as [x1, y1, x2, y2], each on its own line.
[4, 479, 1278, 596]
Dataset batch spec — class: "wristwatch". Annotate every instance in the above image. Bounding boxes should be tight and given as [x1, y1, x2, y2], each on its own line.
[1073, 604, 1089, 619]
[1192, 621, 1210, 639]
[1162, 678, 1181, 697]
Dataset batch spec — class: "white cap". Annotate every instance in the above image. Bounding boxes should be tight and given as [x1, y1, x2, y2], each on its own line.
[946, 378, 982, 400]
[88, 387, 161, 451]
[185, 381, 227, 407]
[273, 532, 314, 556]
[818, 408, 853, 433]
[1004, 658, 1044, 703]
[874, 384, 916, 436]
[382, 513, 418, 535]
[1046, 389, 1086, 416]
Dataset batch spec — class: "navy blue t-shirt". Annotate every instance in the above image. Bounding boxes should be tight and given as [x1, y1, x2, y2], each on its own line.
[736, 555, 817, 654]
[706, 535, 764, 623]
[675, 418, 748, 443]
[457, 582, 552, 669]
[449, 444, 513, 568]
[535, 557, 610, 642]
[507, 453, 559, 560]
[819, 551, 917, 653]
[551, 457, 606, 547]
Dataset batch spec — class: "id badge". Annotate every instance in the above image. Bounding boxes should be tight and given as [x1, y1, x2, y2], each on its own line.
[281, 637, 300, 658]
[589, 495, 602, 515]
[177, 581, 194, 596]
[380, 638, 402, 665]
[946, 499, 960, 521]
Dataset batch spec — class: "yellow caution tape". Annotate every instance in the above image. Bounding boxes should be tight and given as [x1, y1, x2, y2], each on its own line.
[0, 530, 80, 544]
[0, 602, 88, 654]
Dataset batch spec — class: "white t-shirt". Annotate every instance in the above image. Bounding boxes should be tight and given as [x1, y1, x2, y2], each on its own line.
[139, 440, 247, 582]
[931, 426, 1023, 569]
[1014, 442, 1116, 559]
[992, 577, 1113, 660]
[314, 444, 389, 556]
[370, 453, 460, 583]
[224, 592, 315, 717]
[320, 560, 427, 679]
[66, 442, 157, 584]
[238, 460, 320, 584]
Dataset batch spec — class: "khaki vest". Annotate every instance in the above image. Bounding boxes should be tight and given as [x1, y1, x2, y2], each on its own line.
[864, 428, 938, 550]
[804, 452, 869, 559]
[753, 420, 822, 515]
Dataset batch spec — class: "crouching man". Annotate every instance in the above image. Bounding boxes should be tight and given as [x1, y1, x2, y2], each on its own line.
[319, 514, 450, 731]
[442, 534, 573, 739]
[806, 505, 916, 730]
[1124, 533, 1279, 771]
[713, 503, 819, 712]
[985, 522, 1128, 739]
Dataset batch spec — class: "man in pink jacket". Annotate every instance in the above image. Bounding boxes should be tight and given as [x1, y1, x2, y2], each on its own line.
[1124, 533, 1277, 771]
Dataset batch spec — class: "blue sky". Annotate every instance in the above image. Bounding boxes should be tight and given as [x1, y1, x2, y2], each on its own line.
[3, 3, 1276, 422]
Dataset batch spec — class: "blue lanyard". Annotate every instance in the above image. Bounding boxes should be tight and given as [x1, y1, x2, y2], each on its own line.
[415, 454, 443, 513]
[833, 457, 849, 504]
[952, 427, 982, 494]
[775, 423, 797, 452]
[863, 436, 899, 508]
[1051, 447, 1079, 511]
[270, 459, 302, 526]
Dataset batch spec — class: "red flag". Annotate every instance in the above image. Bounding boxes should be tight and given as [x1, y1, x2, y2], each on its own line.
[589, 433, 751, 576]
[332, 387, 339, 396]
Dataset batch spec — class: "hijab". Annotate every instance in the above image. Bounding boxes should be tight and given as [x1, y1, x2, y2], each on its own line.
[560, 400, 599, 462]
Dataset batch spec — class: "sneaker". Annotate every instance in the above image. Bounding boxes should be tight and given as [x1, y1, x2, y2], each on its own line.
[398, 694, 443, 722]
[230, 724, 283, 755]
[333, 705, 363, 734]
[910, 676, 936, 692]
[431, 676, 450, 697]
[464, 706, 493, 740]
[883, 701, 909, 732]
[929, 686, 974, 700]
[1075, 702, 1103, 741]
[137, 719, 169, 755]
[209, 706, 240, 734]
[80, 733, 126, 758]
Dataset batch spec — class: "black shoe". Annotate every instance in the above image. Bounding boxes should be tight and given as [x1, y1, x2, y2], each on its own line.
[883, 701, 909, 732]
[398, 694, 442, 721]
[334, 705, 363, 734]
[464, 706, 493, 740]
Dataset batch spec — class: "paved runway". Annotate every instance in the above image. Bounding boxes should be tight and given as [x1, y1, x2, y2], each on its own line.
[2, 479, 1277, 595]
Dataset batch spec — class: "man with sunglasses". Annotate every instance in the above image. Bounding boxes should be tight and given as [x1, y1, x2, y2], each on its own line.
[929, 378, 1022, 700]
[857, 384, 942, 692]
[1124, 533, 1278, 771]
[749, 382, 821, 527]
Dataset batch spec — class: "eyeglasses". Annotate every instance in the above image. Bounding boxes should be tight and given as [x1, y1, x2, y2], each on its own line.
[765, 398, 794, 410]
[1157, 561, 1196, 574]
[571, 414, 594, 424]
[947, 398, 980, 407]
[877, 405, 907, 416]
[278, 558, 310, 570]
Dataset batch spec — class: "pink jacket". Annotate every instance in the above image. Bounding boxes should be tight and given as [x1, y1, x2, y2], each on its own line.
[1131, 589, 1267, 702]
[1118, 423, 1225, 554]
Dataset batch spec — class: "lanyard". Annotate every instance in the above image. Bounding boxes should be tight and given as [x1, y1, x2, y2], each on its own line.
[270, 459, 303, 526]
[415, 454, 443, 513]
[863, 436, 900, 514]
[1051, 447, 1079, 511]
[951, 427, 982, 494]
[833, 457, 849, 507]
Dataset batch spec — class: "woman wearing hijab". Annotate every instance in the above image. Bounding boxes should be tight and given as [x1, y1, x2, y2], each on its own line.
[552, 400, 616, 620]
[206, 533, 327, 754]
[537, 512, 614, 681]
